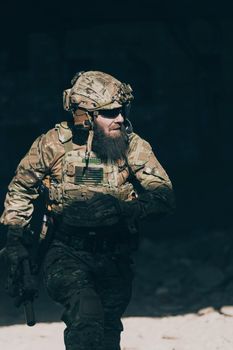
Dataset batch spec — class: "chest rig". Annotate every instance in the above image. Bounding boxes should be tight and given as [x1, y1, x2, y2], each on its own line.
[50, 122, 135, 227]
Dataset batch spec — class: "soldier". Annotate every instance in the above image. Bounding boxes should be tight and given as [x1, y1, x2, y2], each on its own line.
[1, 71, 175, 350]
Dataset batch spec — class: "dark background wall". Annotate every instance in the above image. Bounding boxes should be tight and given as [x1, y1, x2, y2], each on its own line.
[0, 1, 233, 324]
[0, 2, 232, 236]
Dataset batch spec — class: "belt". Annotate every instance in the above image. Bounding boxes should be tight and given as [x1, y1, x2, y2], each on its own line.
[54, 222, 133, 254]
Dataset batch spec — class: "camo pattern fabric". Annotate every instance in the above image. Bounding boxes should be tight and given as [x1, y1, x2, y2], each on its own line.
[63, 71, 134, 112]
[0, 122, 174, 228]
[43, 239, 133, 350]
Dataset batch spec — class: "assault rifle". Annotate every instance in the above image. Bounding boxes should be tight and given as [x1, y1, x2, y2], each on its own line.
[0, 233, 38, 327]
[11, 256, 37, 326]
[0, 177, 55, 327]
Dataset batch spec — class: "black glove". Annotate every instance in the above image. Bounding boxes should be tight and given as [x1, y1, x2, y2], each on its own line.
[5, 226, 29, 272]
[87, 193, 142, 220]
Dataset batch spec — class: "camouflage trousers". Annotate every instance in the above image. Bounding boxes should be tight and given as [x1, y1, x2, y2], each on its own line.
[43, 239, 134, 350]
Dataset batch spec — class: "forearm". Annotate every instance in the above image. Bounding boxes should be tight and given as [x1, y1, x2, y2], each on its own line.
[136, 184, 175, 218]
[120, 183, 175, 220]
[126, 133, 175, 220]
[1, 177, 39, 227]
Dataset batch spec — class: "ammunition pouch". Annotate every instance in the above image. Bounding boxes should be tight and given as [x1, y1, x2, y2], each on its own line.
[49, 181, 135, 204]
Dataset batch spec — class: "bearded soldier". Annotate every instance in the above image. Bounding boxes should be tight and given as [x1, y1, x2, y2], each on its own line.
[1, 71, 175, 350]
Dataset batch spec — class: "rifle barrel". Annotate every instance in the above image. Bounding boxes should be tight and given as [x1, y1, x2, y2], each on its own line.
[24, 300, 36, 326]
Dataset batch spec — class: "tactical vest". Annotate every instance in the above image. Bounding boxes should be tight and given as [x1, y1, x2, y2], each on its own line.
[49, 122, 135, 227]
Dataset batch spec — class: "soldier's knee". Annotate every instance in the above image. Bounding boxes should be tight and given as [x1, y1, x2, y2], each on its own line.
[62, 287, 104, 326]
[63, 288, 104, 349]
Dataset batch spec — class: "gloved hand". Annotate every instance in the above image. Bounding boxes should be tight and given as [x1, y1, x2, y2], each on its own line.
[5, 226, 29, 273]
[87, 194, 121, 219]
[87, 193, 142, 220]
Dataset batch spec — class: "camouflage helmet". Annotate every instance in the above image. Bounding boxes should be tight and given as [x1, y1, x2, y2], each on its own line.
[63, 70, 134, 112]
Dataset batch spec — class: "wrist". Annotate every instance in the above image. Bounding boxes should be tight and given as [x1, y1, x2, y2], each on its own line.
[119, 200, 142, 218]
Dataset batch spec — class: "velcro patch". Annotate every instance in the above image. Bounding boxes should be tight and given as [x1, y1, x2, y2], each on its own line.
[75, 166, 103, 185]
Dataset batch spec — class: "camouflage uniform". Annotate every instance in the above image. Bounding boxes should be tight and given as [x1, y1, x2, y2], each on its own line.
[1, 71, 175, 350]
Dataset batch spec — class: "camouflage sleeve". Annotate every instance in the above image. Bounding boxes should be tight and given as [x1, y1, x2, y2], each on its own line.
[0, 134, 51, 227]
[127, 133, 175, 218]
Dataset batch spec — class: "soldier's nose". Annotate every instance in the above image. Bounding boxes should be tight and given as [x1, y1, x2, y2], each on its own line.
[114, 113, 124, 123]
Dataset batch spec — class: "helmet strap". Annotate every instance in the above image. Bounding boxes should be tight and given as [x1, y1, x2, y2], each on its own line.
[72, 109, 99, 169]
[84, 129, 94, 170]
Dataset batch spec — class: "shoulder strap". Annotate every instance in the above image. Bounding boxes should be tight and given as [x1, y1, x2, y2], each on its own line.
[55, 121, 73, 153]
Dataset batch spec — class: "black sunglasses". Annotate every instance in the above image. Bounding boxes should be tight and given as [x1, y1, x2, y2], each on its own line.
[98, 108, 123, 119]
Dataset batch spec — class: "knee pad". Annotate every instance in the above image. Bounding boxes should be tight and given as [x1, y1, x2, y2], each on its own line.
[79, 288, 104, 321]
[62, 288, 104, 326]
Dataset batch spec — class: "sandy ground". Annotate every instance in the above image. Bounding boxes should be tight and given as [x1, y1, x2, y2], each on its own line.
[1, 312, 233, 350]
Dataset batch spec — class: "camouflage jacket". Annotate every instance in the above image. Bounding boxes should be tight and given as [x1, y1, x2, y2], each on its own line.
[0, 122, 175, 228]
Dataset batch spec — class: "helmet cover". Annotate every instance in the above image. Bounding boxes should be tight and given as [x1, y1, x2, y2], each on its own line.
[63, 71, 134, 112]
